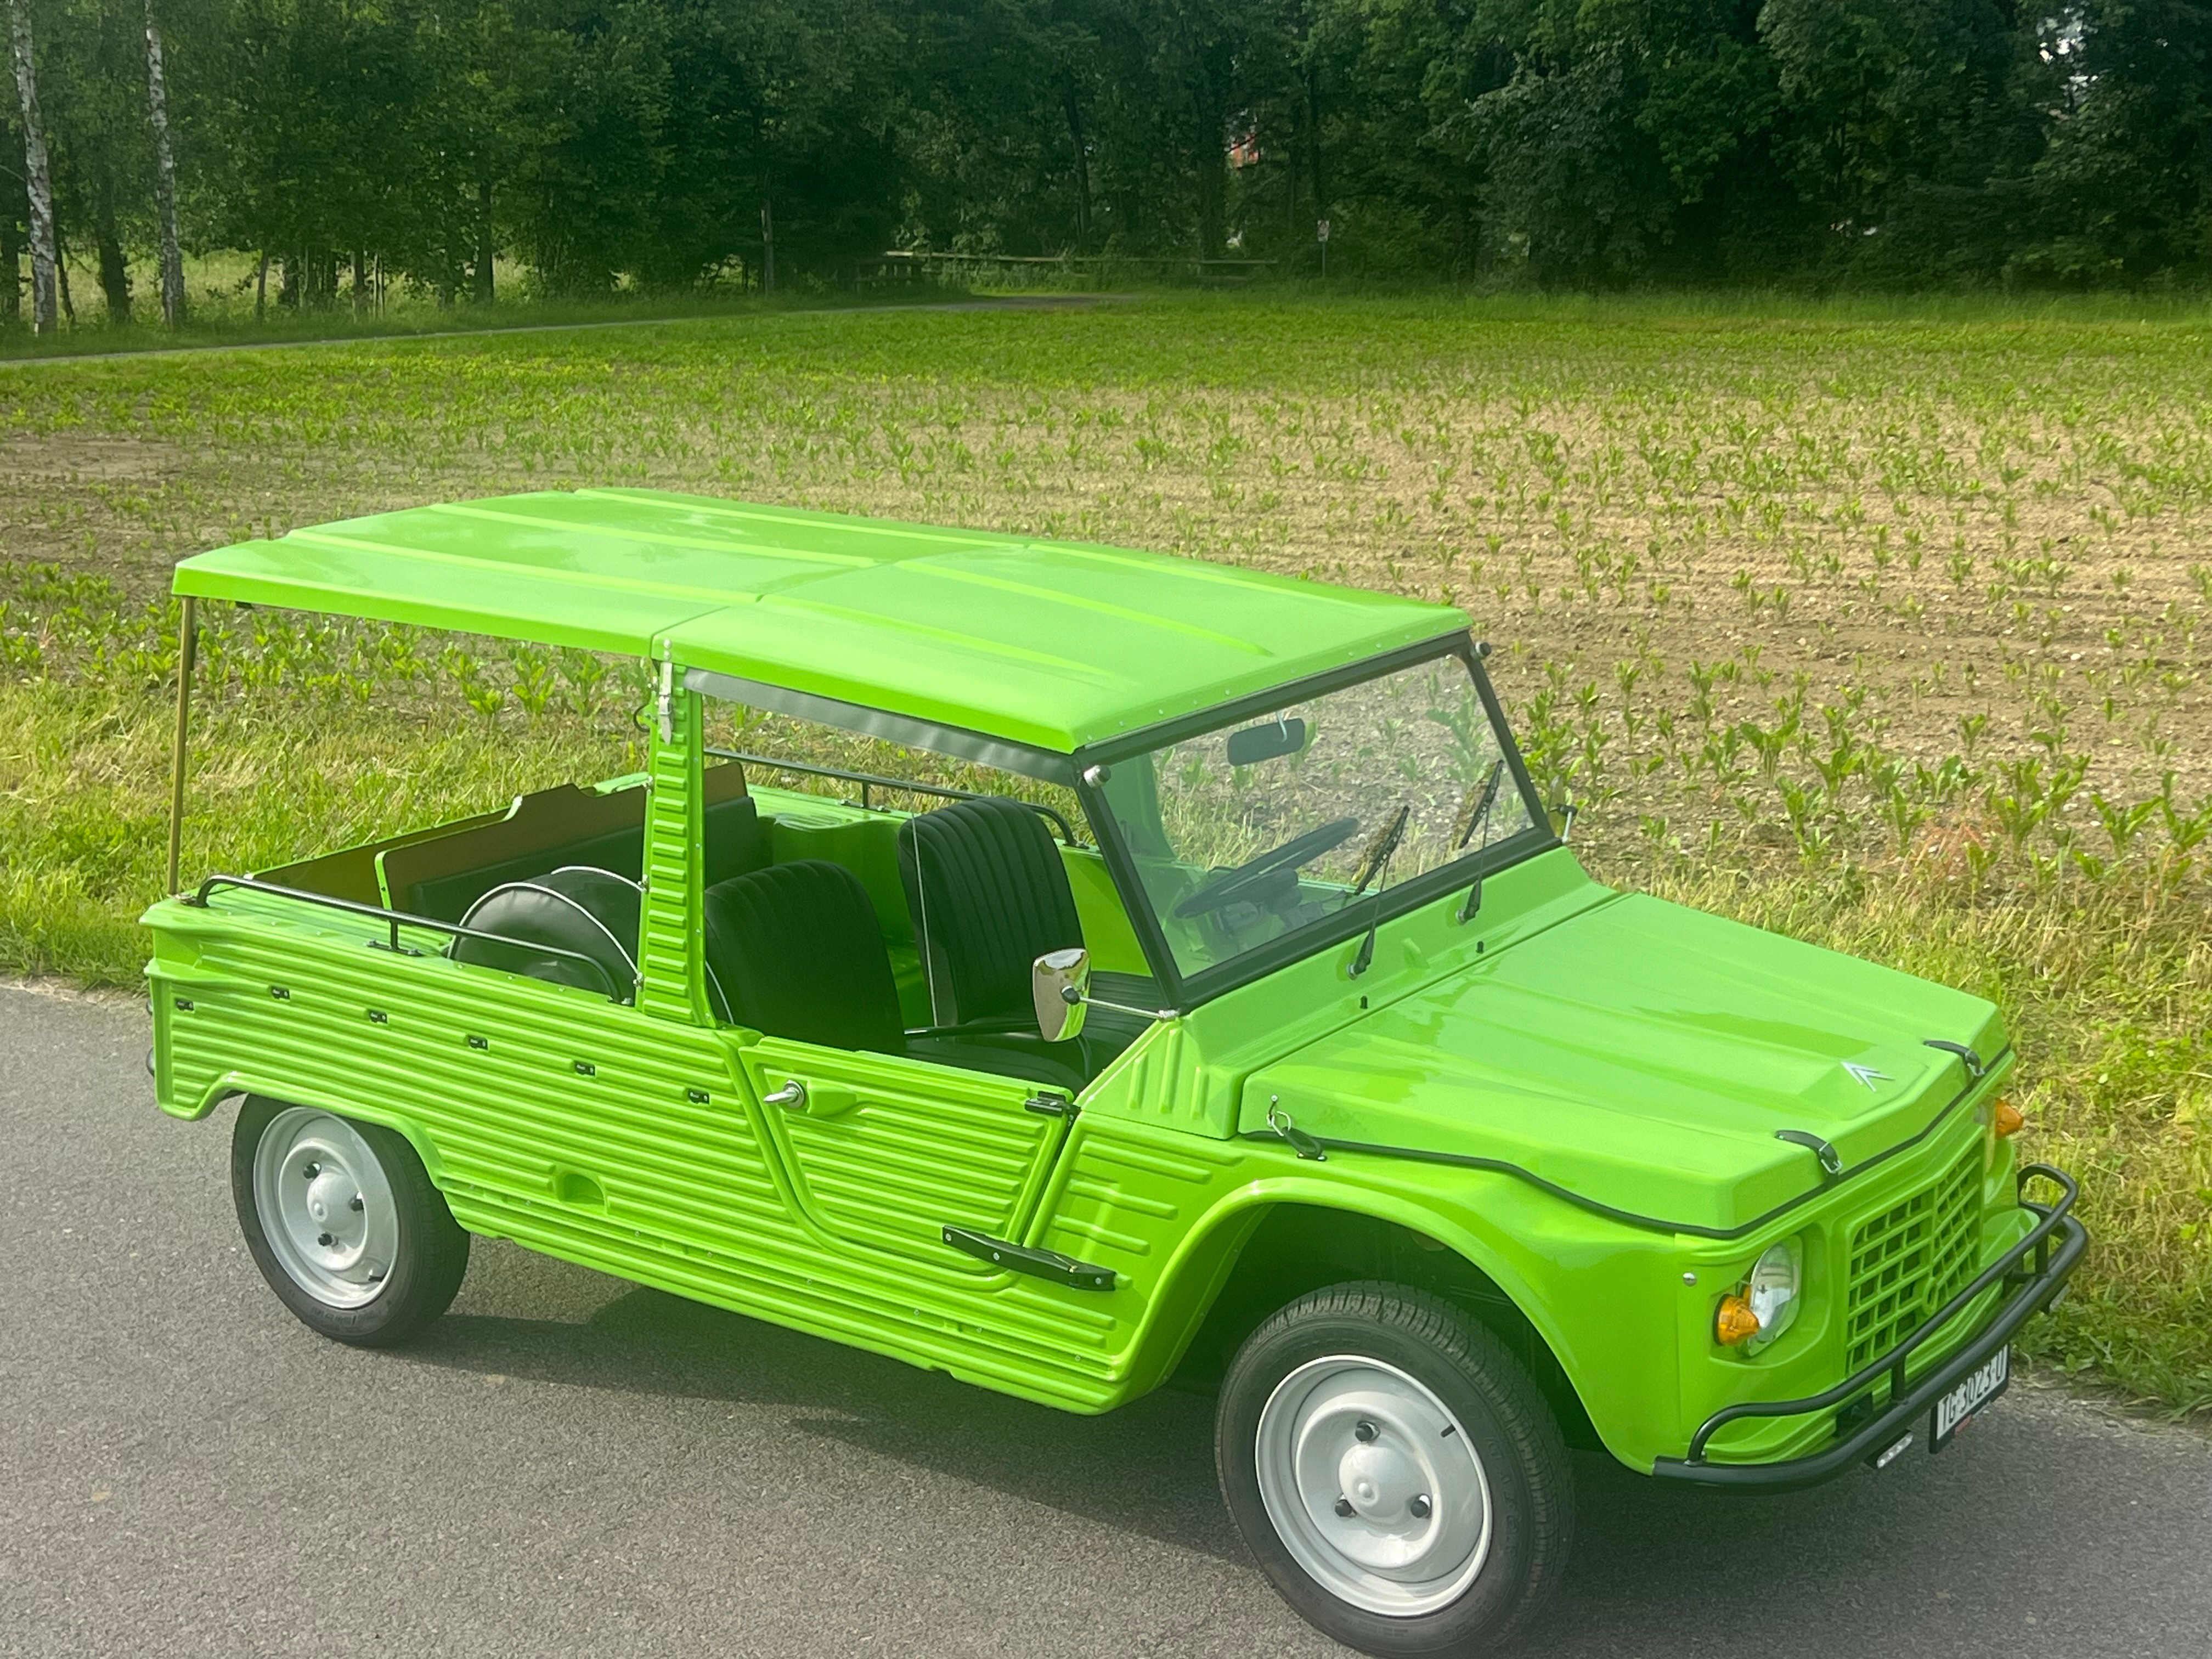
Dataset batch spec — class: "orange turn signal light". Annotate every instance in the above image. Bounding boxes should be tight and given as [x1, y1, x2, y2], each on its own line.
[1993, 1098, 2024, 1138]
[1715, 1293, 1762, 1346]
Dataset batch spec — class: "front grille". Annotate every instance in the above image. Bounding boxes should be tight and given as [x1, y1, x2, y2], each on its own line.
[1843, 1143, 1984, 1372]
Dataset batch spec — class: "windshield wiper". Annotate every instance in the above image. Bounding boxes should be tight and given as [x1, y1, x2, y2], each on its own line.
[1455, 760, 1504, 924]
[1349, 803, 1409, 898]
[1347, 803, 1409, 978]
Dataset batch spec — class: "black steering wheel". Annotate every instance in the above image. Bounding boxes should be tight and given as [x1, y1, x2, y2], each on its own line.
[1172, 816, 1361, 918]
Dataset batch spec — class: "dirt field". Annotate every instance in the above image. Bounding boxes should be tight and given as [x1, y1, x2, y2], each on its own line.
[7, 298, 2208, 840]
[4, 293, 2208, 1412]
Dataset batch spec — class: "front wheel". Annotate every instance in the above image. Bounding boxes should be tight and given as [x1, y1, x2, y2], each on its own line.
[230, 1095, 470, 1346]
[1216, 1283, 1573, 1657]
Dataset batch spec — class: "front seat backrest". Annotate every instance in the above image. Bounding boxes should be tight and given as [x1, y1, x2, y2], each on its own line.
[702, 792, 774, 889]
[898, 796, 1084, 1028]
[703, 860, 905, 1052]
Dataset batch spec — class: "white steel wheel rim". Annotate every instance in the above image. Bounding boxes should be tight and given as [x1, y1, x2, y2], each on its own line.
[1254, 1355, 1493, 1617]
[252, 1108, 399, 1309]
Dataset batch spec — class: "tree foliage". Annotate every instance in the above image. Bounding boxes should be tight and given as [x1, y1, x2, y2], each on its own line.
[3, 0, 2208, 310]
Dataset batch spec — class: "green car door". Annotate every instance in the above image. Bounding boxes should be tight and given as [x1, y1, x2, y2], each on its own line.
[730, 1036, 1073, 1265]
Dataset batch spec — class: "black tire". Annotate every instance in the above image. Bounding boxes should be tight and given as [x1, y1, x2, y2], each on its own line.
[230, 1094, 470, 1347]
[1216, 1282, 1574, 1658]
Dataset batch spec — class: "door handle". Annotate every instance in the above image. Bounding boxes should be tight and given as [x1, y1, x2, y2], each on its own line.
[756, 1075, 858, 1117]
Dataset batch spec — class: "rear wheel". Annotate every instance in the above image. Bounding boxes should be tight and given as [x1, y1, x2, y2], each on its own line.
[1216, 1282, 1573, 1657]
[231, 1096, 469, 1346]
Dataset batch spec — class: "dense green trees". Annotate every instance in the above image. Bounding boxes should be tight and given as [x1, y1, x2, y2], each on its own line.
[3, 0, 2206, 318]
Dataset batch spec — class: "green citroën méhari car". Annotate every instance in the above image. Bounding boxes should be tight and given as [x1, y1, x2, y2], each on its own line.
[146, 490, 2084, 1656]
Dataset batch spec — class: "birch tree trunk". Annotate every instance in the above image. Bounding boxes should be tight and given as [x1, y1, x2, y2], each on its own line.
[8, 0, 57, 334]
[143, 1, 184, 326]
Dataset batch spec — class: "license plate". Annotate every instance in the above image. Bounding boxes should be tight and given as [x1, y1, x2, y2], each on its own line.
[1930, 1346, 2009, 1452]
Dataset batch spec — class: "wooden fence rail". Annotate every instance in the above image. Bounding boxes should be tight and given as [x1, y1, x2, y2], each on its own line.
[861, 250, 1277, 285]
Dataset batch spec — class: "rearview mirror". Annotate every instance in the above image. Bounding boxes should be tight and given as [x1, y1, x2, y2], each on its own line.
[1032, 947, 1091, 1043]
[1226, 716, 1307, 768]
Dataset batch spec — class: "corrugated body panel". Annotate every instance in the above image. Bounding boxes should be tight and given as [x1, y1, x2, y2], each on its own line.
[157, 929, 775, 1236]
[740, 1036, 1060, 1260]
[635, 681, 706, 1023]
[149, 898, 1206, 1412]
[782, 1096, 1044, 1246]
[1081, 1020, 1239, 1139]
[1040, 1124, 1246, 1315]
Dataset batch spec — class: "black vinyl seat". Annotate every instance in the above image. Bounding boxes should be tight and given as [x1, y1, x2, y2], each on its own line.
[703, 860, 1086, 1094]
[898, 796, 1154, 1069]
[898, 795, 1082, 1029]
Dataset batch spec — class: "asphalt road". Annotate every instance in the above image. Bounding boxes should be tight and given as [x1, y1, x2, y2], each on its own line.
[5, 982, 2208, 1659]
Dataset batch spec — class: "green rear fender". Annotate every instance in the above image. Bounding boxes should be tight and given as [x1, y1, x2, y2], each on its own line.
[171, 1073, 453, 1191]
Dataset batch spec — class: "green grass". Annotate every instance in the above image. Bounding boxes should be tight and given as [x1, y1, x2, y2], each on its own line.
[0, 246, 995, 362]
[0, 287, 982, 364]
[1647, 864, 2210, 1416]
[3, 290, 2208, 1416]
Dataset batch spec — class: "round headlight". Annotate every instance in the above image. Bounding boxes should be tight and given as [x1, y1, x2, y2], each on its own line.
[1744, 1239, 1802, 1348]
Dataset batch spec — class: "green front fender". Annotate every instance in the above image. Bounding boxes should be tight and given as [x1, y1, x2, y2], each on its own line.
[1113, 1160, 1688, 1470]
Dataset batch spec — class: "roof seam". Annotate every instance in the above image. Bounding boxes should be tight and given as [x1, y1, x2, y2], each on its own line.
[280, 528, 765, 606]
[904, 561, 1273, 656]
[425, 501, 873, 567]
[575, 488, 1022, 550]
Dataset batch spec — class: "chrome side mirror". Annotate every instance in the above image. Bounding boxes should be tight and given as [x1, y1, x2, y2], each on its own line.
[1032, 947, 1091, 1043]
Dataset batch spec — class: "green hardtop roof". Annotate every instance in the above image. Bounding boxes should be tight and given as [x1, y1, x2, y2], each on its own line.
[172, 489, 1465, 752]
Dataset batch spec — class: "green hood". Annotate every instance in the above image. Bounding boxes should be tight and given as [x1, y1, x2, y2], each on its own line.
[1249, 891, 2005, 1235]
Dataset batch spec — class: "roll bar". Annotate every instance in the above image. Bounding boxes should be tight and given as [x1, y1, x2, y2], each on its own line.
[180, 874, 627, 1002]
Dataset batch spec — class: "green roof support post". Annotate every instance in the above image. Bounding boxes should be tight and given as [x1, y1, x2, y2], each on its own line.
[165, 593, 198, 895]
[635, 647, 709, 1023]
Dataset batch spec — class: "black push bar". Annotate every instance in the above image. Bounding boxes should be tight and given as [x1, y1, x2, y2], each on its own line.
[1653, 1164, 2086, 1490]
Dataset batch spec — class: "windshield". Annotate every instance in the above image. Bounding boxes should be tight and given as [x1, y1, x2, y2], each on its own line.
[1090, 652, 1539, 984]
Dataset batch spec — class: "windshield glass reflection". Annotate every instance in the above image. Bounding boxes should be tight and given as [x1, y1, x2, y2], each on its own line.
[1092, 653, 1538, 981]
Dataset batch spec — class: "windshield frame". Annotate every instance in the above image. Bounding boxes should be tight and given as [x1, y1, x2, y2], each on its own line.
[1072, 630, 1556, 1011]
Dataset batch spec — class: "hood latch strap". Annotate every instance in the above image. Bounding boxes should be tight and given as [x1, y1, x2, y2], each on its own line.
[1266, 1099, 1329, 1162]
[1775, 1128, 1844, 1180]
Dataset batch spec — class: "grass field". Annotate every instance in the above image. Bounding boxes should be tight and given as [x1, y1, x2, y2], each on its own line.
[0, 250, 789, 362]
[3, 292, 2208, 1417]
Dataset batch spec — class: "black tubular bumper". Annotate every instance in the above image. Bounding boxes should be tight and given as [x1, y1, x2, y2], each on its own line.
[1652, 1164, 2086, 1492]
